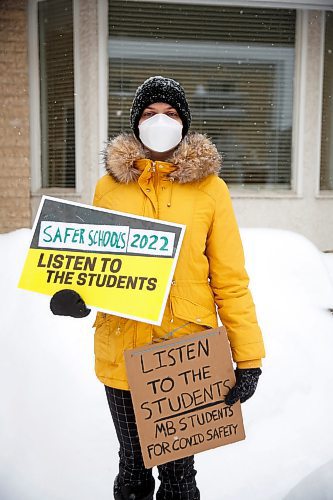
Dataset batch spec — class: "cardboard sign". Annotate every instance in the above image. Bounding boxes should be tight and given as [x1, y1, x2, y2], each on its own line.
[124, 327, 245, 467]
[18, 196, 185, 325]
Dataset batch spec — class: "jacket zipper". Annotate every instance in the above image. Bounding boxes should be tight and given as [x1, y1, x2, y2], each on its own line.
[151, 161, 160, 218]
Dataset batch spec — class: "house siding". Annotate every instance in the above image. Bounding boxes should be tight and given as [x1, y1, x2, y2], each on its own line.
[0, 0, 30, 232]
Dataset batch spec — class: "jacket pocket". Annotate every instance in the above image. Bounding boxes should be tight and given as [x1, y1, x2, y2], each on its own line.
[94, 313, 124, 364]
[170, 294, 218, 329]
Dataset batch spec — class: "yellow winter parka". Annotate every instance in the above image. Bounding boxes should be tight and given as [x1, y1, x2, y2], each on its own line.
[93, 132, 265, 390]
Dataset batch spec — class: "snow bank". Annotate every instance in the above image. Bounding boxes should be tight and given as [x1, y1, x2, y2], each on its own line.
[0, 228, 332, 499]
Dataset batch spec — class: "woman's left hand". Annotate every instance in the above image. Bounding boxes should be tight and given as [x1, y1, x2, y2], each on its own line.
[50, 289, 91, 318]
[225, 368, 262, 405]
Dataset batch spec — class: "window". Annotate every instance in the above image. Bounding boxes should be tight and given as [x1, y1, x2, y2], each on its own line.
[320, 11, 333, 191]
[108, 1, 296, 189]
[38, 0, 75, 188]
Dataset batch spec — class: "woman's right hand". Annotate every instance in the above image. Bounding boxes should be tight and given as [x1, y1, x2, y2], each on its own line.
[50, 289, 91, 318]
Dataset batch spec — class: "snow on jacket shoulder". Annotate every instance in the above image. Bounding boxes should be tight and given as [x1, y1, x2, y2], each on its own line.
[93, 132, 265, 390]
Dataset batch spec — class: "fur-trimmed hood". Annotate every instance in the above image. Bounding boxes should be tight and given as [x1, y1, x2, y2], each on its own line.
[103, 132, 221, 184]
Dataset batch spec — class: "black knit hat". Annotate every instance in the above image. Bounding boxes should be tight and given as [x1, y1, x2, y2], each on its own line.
[130, 76, 191, 139]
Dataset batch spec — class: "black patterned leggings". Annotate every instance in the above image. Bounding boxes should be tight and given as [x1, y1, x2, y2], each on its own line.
[105, 386, 200, 500]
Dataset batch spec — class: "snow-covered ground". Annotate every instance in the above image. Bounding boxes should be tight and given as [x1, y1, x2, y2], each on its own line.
[0, 228, 333, 500]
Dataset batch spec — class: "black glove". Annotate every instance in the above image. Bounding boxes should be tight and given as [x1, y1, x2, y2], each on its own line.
[225, 368, 262, 405]
[50, 289, 91, 318]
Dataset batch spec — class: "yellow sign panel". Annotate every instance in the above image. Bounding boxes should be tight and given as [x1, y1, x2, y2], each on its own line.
[18, 197, 185, 324]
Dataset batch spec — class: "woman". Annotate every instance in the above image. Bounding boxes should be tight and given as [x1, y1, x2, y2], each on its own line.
[51, 76, 265, 500]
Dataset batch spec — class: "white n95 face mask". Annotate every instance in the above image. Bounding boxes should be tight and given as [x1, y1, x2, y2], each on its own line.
[138, 113, 183, 153]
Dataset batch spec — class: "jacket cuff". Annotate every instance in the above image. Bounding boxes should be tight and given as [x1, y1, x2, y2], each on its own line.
[237, 359, 262, 369]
